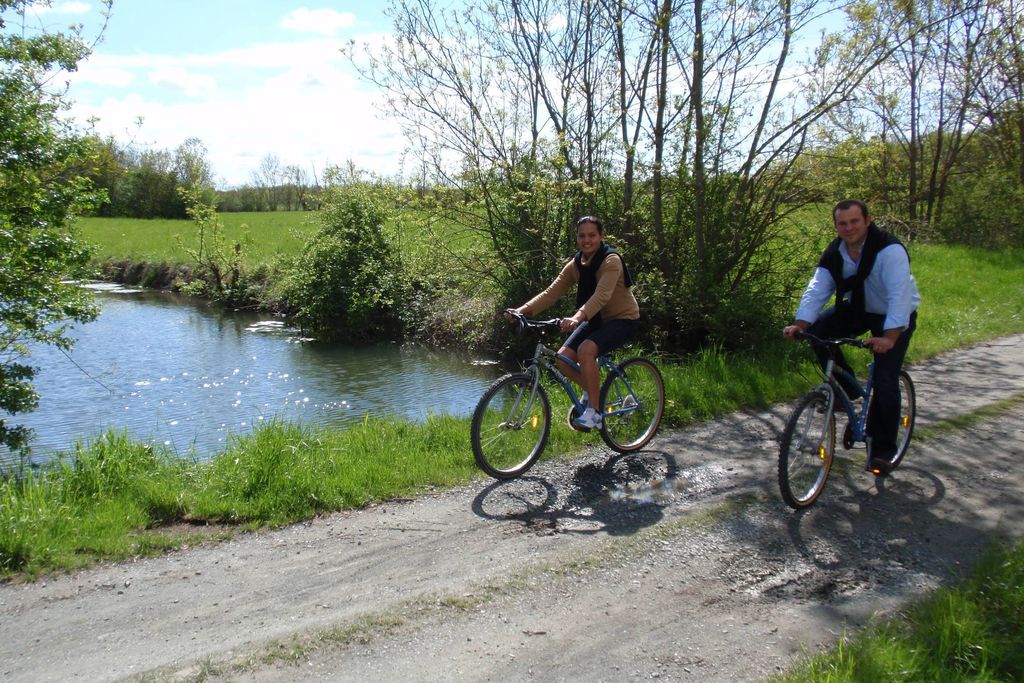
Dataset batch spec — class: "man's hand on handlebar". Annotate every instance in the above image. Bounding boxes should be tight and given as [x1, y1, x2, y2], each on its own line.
[863, 336, 896, 354]
[782, 322, 808, 341]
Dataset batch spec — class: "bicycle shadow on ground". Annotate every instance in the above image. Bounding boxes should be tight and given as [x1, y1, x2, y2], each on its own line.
[747, 451, 1020, 622]
[470, 448, 680, 536]
[781, 462, 948, 570]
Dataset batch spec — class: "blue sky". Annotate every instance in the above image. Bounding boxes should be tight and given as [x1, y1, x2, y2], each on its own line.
[15, 1, 405, 187]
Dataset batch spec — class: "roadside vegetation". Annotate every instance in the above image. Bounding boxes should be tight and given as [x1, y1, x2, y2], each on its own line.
[775, 539, 1024, 682]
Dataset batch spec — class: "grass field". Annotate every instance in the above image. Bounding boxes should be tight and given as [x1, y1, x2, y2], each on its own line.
[76, 210, 481, 269]
[76, 212, 319, 266]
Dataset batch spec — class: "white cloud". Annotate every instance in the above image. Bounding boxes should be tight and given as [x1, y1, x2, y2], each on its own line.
[148, 65, 217, 98]
[281, 8, 356, 37]
[69, 36, 406, 187]
[72, 60, 135, 87]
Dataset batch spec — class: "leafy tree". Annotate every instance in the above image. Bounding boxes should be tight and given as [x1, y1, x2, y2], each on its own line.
[354, 0, 905, 351]
[825, 0, 994, 225]
[1, 1, 109, 454]
[279, 175, 403, 342]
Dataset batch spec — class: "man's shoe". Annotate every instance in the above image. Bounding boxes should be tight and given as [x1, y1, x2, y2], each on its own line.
[573, 406, 603, 430]
[867, 458, 893, 476]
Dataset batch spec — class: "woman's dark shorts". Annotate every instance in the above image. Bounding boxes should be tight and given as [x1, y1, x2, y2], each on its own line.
[563, 318, 639, 355]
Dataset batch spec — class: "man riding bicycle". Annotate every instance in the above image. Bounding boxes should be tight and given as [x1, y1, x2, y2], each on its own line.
[783, 199, 920, 475]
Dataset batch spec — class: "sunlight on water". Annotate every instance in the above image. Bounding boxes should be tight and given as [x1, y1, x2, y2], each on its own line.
[4, 287, 502, 465]
[609, 477, 681, 504]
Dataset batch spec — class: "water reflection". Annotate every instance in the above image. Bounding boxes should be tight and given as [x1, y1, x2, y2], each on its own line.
[5, 285, 501, 465]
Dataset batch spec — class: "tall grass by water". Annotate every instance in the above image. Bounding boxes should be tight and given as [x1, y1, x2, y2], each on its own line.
[1, 243, 1023, 579]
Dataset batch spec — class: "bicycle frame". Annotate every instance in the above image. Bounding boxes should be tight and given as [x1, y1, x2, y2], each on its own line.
[522, 338, 642, 420]
[820, 354, 875, 445]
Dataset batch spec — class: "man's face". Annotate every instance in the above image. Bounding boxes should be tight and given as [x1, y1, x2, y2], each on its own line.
[833, 205, 870, 247]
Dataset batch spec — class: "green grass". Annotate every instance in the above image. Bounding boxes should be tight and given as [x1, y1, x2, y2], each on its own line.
[909, 244, 1024, 357]
[76, 212, 319, 266]
[773, 539, 1024, 682]
[75, 210, 476, 269]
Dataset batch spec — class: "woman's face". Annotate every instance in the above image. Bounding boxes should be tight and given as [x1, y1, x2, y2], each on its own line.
[576, 221, 602, 259]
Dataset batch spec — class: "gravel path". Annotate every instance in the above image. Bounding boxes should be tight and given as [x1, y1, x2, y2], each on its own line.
[1, 335, 1022, 682]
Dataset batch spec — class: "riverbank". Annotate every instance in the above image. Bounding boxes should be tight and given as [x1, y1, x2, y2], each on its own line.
[1, 334, 1021, 681]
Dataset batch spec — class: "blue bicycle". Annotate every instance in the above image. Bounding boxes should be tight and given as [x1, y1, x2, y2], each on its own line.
[778, 331, 916, 508]
[471, 312, 665, 479]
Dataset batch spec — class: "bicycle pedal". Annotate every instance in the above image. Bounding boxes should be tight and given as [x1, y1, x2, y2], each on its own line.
[567, 405, 591, 432]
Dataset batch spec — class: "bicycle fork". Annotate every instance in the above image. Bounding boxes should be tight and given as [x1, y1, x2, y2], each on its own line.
[502, 370, 544, 430]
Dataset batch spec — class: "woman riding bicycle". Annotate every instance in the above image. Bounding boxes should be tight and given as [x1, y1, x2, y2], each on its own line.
[505, 215, 639, 430]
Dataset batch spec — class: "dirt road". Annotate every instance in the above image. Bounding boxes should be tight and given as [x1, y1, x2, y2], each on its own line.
[2, 335, 1022, 682]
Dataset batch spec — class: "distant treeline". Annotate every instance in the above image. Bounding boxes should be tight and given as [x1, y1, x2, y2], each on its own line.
[80, 135, 327, 218]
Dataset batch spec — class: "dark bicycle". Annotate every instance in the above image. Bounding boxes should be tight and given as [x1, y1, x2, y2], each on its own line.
[470, 312, 665, 479]
[778, 331, 916, 509]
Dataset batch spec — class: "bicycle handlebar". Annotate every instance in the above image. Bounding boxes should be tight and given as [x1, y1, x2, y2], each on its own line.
[795, 330, 869, 349]
[504, 310, 563, 335]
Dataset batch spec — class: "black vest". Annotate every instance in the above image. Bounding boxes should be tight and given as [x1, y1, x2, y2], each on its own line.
[818, 223, 906, 315]
[574, 243, 633, 322]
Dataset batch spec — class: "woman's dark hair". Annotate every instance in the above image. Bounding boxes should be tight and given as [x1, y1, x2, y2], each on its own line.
[575, 215, 604, 233]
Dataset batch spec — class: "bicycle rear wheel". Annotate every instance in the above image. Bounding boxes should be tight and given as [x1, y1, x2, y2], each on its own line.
[889, 370, 916, 471]
[779, 389, 836, 509]
[599, 357, 665, 453]
[471, 373, 551, 479]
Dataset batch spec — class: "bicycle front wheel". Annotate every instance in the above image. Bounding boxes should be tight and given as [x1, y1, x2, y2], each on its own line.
[889, 370, 916, 471]
[599, 357, 665, 453]
[778, 389, 836, 509]
[471, 373, 551, 479]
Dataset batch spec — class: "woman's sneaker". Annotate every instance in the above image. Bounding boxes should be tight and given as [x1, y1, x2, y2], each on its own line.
[567, 393, 589, 431]
[573, 406, 603, 430]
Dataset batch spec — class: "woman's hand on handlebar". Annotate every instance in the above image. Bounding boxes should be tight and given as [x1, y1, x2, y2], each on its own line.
[560, 315, 583, 333]
[503, 307, 525, 323]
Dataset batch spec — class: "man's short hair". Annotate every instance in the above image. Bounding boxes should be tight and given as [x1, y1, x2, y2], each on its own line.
[833, 199, 869, 221]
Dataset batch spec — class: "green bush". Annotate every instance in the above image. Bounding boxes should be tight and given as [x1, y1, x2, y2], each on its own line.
[279, 184, 403, 342]
[939, 169, 1024, 248]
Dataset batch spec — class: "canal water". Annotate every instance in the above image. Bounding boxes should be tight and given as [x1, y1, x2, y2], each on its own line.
[5, 284, 501, 466]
